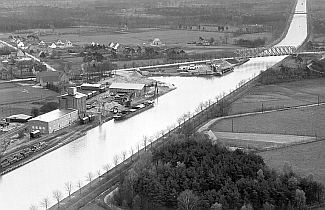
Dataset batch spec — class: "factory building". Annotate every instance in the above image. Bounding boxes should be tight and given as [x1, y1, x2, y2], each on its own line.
[28, 109, 78, 134]
[109, 83, 146, 98]
[28, 87, 87, 134]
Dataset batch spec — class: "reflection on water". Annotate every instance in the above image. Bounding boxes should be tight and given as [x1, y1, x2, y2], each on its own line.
[0, 1, 307, 208]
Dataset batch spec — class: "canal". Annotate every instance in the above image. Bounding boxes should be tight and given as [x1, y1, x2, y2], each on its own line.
[0, 0, 307, 209]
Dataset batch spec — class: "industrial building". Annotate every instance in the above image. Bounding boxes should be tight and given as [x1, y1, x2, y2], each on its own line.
[28, 109, 78, 134]
[28, 87, 87, 134]
[109, 83, 146, 98]
[59, 87, 87, 115]
[6, 114, 33, 123]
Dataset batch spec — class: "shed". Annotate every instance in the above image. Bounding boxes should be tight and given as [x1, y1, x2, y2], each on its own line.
[109, 83, 146, 98]
[6, 114, 33, 123]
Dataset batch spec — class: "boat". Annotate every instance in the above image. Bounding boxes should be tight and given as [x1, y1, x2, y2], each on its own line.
[113, 100, 154, 121]
[210, 59, 235, 76]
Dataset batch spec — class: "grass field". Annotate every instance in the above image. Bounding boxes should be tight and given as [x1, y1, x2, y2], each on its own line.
[0, 83, 59, 119]
[229, 78, 325, 115]
[259, 140, 325, 186]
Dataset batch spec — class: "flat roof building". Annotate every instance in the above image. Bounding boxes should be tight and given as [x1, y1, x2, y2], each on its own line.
[28, 109, 78, 134]
[6, 114, 33, 123]
[109, 83, 145, 98]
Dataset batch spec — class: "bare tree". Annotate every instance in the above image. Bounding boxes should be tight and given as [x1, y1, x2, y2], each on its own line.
[167, 125, 173, 136]
[160, 129, 165, 137]
[96, 169, 101, 180]
[40, 197, 51, 210]
[65, 181, 73, 199]
[154, 131, 161, 140]
[102, 163, 111, 174]
[113, 155, 120, 167]
[148, 136, 154, 149]
[136, 143, 141, 158]
[53, 190, 63, 208]
[29, 205, 38, 210]
[177, 116, 183, 127]
[122, 150, 127, 161]
[143, 135, 148, 152]
[76, 180, 83, 194]
[129, 147, 134, 161]
[85, 172, 94, 187]
[177, 190, 199, 210]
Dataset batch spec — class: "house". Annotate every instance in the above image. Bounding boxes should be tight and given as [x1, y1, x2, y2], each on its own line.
[150, 38, 162, 46]
[56, 40, 64, 45]
[38, 41, 46, 46]
[48, 43, 57, 49]
[68, 69, 83, 80]
[64, 41, 73, 48]
[36, 71, 69, 86]
[0, 68, 10, 80]
[32, 64, 47, 74]
[16, 49, 26, 58]
[17, 42, 25, 48]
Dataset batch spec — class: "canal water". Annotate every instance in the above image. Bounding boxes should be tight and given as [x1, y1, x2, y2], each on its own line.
[0, 0, 307, 209]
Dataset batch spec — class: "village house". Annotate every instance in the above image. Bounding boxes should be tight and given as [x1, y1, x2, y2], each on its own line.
[36, 71, 69, 86]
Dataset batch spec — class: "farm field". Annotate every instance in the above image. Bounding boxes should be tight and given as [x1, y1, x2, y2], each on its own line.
[0, 82, 59, 119]
[211, 105, 325, 138]
[212, 131, 316, 150]
[259, 140, 325, 186]
[229, 78, 325, 115]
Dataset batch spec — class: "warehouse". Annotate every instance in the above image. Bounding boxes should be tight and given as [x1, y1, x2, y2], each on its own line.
[28, 109, 78, 134]
[109, 83, 146, 98]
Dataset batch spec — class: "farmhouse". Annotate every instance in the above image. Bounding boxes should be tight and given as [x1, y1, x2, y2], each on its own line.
[36, 71, 68, 86]
[109, 83, 146, 98]
[28, 109, 78, 134]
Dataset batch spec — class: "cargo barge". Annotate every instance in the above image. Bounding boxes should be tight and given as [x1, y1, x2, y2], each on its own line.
[113, 100, 154, 121]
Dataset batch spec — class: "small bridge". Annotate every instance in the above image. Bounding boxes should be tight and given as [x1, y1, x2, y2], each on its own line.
[235, 46, 297, 58]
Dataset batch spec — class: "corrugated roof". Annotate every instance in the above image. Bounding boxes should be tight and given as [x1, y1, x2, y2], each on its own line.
[60, 91, 87, 99]
[29, 109, 77, 123]
[109, 83, 145, 90]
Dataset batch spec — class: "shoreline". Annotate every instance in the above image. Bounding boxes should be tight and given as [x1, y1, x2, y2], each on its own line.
[0, 86, 176, 176]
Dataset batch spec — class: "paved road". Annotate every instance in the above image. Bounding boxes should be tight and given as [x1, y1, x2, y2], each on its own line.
[0, 40, 57, 71]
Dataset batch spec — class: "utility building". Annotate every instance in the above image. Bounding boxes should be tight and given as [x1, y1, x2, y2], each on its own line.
[58, 87, 87, 114]
[28, 109, 78, 134]
[109, 83, 146, 98]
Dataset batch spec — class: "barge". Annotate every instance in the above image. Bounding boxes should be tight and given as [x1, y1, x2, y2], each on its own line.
[113, 100, 154, 121]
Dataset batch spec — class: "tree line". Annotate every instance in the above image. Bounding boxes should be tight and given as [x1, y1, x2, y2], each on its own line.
[111, 134, 324, 210]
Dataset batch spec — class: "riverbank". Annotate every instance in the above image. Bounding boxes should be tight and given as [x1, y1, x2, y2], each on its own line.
[0, 84, 176, 176]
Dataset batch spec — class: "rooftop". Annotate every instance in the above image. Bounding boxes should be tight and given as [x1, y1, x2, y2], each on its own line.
[109, 83, 145, 90]
[29, 109, 77, 123]
[60, 91, 87, 99]
[7, 114, 32, 120]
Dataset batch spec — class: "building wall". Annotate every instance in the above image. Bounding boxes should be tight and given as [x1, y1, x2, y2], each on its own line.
[109, 88, 144, 98]
[48, 110, 78, 133]
[28, 120, 49, 134]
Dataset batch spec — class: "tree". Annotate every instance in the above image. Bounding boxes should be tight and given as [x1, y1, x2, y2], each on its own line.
[177, 190, 199, 210]
[85, 172, 94, 187]
[263, 202, 275, 210]
[143, 135, 148, 152]
[53, 190, 63, 208]
[295, 189, 306, 210]
[113, 155, 120, 167]
[40, 197, 51, 210]
[97, 169, 101, 180]
[122, 151, 127, 161]
[31, 107, 39, 117]
[65, 181, 73, 199]
[77, 180, 83, 194]
[211, 202, 222, 210]
[102, 163, 111, 174]
[29, 205, 38, 210]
